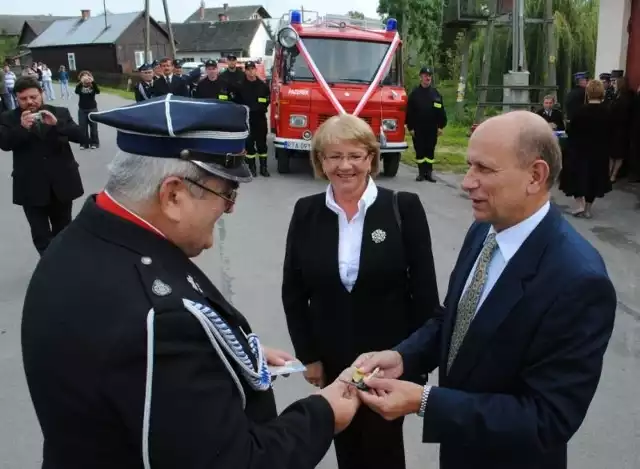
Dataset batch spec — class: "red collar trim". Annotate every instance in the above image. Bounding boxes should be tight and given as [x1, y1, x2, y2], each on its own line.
[96, 191, 166, 238]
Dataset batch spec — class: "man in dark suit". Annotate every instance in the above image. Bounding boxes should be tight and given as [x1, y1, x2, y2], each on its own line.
[354, 110, 617, 469]
[150, 57, 191, 97]
[0, 76, 86, 255]
[535, 94, 565, 130]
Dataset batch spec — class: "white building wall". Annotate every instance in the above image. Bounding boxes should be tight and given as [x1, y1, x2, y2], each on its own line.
[595, 0, 631, 75]
[248, 23, 271, 58]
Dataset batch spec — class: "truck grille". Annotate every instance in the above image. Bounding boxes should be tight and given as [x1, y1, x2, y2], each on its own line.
[318, 114, 373, 126]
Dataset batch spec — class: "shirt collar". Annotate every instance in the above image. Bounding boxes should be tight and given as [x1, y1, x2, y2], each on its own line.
[488, 201, 550, 263]
[325, 177, 378, 215]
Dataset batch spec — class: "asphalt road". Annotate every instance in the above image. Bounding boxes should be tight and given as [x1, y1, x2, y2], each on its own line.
[0, 94, 639, 469]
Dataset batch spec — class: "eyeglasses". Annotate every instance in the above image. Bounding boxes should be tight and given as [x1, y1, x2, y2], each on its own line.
[323, 153, 370, 163]
[184, 178, 237, 209]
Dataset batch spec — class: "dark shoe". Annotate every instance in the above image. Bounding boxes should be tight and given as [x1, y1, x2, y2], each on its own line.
[259, 158, 270, 177]
[246, 157, 257, 177]
[415, 162, 425, 181]
[425, 171, 437, 183]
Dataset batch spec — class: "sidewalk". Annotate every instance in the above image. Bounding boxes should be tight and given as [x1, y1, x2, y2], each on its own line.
[434, 171, 640, 319]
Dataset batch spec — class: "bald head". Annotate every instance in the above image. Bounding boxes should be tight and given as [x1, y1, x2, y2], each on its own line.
[471, 111, 562, 188]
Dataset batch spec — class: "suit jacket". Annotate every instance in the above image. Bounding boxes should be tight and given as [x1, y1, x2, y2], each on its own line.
[0, 105, 85, 206]
[21, 196, 335, 469]
[396, 205, 616, 469]
[536, 108, 565, 131]
[282, 187, 441, 379]
[151, 74, 190, 97]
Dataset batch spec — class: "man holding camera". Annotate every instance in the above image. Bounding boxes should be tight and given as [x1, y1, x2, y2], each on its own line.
[0, 76, 87, 256]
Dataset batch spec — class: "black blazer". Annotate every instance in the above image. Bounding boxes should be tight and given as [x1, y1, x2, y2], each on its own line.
[0, 105, 85, 206]
[535, 108, 565, 130]
[151, 74, 190, 97]
[396, 205, 616, 469]
[282, 186, 441, 379]
[21, 196, 335, 469]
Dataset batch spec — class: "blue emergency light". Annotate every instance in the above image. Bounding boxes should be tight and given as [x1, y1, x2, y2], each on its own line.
[290, 10, 302, 24]
[386, 18, 398, 32]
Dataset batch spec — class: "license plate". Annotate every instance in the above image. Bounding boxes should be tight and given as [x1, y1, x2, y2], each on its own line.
[283, 140, 311, 151]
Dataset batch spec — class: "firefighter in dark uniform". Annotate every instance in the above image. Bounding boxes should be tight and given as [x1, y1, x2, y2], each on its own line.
[564, 71, 588, 125]
[151, 60, 161, 81]
[405, 66, 447, 182]
[234, 61, 271, 177]
[600, 73, 615, 102]
[134, 63, 154, 102]
[220, 54, 246, 98]
[21, 95, 360, 469]
[194, 59, 230, 101]
[173, 59, 183, 77]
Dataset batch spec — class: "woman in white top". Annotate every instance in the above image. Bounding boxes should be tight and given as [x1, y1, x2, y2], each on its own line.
[41, 65, 55, 101]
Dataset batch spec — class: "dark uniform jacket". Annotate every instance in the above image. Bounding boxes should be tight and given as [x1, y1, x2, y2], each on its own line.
[151, 74, 190, 97]
[220, 68, 246, 97]
[134, 81, 153, 102]
[235, 78, 270, 115]
[282, 188, 441, 380]
[193, 77, 230, 101]
[535, 108, 565, 130]
[406, 85, 448, 134]
[0, 105, 85, 206]
[564, 87, 586, 122]
[22, 196, 335, 469]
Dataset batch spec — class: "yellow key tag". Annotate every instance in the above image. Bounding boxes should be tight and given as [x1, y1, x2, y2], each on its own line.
[258, 97, 268, 103]
[218, 95, 228, 100]
[433, 102, 442, 109]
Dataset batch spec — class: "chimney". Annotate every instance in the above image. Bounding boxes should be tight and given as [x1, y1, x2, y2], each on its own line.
[199, 0, 205, 20]
[81, 9, 91, 20]
[223, 3, 228, 10]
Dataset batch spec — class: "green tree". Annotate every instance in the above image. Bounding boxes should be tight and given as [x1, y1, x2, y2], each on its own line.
[347, 10, 365, 19]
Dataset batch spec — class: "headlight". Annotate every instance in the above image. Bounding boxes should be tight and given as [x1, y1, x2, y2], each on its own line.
[382, 119, 398, 131]
[278, 26, 299, 48]
[289, 115, 307, 128]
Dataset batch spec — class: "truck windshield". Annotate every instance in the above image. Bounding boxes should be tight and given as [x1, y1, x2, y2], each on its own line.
[290, 38, 390, 84]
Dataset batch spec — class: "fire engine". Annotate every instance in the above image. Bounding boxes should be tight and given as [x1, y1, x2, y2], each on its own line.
[270, 10, 408, 176]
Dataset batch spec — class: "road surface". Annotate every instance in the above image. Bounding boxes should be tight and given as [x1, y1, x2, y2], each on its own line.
[0, 94, 638, 469]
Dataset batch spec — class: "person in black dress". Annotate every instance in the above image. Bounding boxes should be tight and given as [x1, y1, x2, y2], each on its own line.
[563, 80, 612, 218]
[282, 113, 441, 469]
[609, 76, 634, 183]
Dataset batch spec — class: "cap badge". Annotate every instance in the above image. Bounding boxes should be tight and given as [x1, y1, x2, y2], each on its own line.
[152, 279, 172, 296]
[371, 229, 387, 244]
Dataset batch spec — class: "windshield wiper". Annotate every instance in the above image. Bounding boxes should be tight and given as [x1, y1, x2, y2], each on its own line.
[332, 78, 372, 84]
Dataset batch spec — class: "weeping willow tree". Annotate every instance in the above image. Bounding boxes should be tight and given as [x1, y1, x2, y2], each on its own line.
[379, 0, 600, 121]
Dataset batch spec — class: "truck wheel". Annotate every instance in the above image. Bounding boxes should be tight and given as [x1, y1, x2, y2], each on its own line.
[276, 148, 291, 174]
[383, 152, 401, 177]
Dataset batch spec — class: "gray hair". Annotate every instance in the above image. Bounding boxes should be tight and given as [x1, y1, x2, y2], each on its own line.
[105, 152, 209, 202]
[514, 118, 562, 189]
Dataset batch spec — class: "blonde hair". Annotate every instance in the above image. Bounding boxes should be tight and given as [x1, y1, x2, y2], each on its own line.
[310, 114, 381, 179]
[586, 80, 605, 100]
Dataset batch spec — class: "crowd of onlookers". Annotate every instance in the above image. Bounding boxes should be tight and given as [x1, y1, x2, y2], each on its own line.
[0, 62, 72, 112]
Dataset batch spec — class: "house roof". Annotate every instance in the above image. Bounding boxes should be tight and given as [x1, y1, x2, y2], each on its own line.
[172, 19, 262, 53]
[184, 5, 270, 22]
[28, 11, 167, 48]
[0, 15, 72, 36]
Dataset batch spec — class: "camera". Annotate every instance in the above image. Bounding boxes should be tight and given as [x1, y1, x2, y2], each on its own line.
[32, 111, 43, 122]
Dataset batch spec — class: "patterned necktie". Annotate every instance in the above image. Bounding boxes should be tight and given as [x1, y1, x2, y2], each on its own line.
[447, 233, 498, 373]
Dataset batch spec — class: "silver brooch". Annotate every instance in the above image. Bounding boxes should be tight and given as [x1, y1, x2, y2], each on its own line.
[371, 229, 386, 244]
[187, 275, 203, 294]
[152, 279, 172, 296]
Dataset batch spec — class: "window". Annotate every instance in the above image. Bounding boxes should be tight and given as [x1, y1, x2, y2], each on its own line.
[67, 52, 77, 71]
[134, 51, 145, 68]
[288, 38, 390, 85]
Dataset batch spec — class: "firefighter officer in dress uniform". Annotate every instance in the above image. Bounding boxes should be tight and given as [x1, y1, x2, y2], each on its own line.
[564, 71, 588, 125]
[600, 73, 615, 102]
[234, 61, 271, 177]
[151, 60, 161, 81]
[21, 95, 361, 468]
[193, 59, 229, 101]
[134, 63, 154, 102]
[405, 66, 448, 182]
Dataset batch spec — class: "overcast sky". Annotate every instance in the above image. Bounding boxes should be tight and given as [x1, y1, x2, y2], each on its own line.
[5, 0, 381, 25]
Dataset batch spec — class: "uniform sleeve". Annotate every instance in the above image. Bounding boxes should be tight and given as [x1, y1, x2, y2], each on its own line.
[282, 200, 320, 365]
[435, 90, 447, 129]
[405, 89, 416, 131]
[104, 306, 336, 469]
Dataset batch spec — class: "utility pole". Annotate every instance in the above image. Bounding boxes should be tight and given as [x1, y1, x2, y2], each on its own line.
[162, 0, 177, 58]
[475, 0, 496, 122]
[144, 0, 151, 62]
[103, 0, 108, 29]
[545, 0, 557, 98]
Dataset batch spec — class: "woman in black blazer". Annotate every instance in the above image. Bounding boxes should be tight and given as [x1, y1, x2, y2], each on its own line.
[282, 114, 441, 469]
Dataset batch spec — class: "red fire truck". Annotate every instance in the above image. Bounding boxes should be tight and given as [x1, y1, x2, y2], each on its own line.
[270, 11, 408, 176]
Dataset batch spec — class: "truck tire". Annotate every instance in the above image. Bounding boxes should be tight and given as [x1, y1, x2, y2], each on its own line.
[383, 152, 401, 177]
[276, 148, 291, 174]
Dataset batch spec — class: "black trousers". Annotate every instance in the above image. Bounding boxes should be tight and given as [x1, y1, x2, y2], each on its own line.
[333, 406, 406, 469]
[22, 198, 73, 255]
[78, 108, 99, 146]
[412, 130, 437, 171]
[245, 113, 268, 157]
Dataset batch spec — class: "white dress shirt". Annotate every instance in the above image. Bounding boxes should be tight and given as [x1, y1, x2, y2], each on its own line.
[325, 178, 378, 292]
[462, 201, 550, 315]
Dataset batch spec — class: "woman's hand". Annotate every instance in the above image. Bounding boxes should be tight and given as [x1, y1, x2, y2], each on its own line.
[303, 361, 326, 388]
